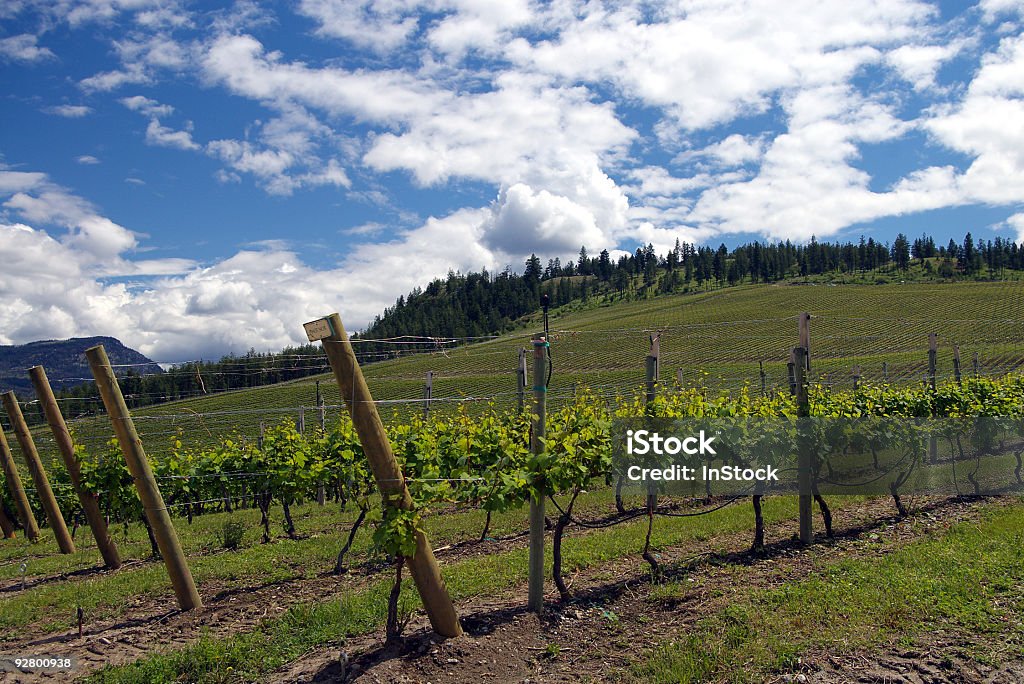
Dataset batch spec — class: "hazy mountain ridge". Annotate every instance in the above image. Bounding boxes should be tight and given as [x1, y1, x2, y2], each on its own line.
[0, 337, 162, 399]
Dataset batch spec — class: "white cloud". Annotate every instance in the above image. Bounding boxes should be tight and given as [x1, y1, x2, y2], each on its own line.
[45, 104, 93, 118]
[76, 155, 101, 165]
[886, 42, 963, 90]
[120, 95, 174, 117]
[0, 34, 55, 62]
[145, 118, 199, 150]
[80, 63, 149, 91]
[1006, 212, 1024, 243]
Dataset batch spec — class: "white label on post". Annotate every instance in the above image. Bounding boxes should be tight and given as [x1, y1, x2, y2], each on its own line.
[303, 318, 333, 341]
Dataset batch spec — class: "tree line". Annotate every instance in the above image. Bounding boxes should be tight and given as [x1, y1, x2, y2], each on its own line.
[49, 230, 1022, 417]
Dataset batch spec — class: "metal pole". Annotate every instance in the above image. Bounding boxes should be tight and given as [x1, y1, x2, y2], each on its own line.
[29, 366, 121, 568]
[528, 333, 548, 613]
[86, 345, 201, 611]
[423, 371, 433, 420]
[1, 392, 75, 554]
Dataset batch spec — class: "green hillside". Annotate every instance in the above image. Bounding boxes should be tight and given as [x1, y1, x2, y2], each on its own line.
[28, 280, 1024, 462]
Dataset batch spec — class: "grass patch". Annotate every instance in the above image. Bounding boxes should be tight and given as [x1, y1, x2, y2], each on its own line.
[631, 501, 1024, 683]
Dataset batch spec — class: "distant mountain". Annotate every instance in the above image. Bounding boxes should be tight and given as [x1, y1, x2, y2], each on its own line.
[0, 336, 162, 400]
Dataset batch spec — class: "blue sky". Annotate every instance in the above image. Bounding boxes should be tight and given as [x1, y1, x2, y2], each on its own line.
[1, 0, 1023, 361]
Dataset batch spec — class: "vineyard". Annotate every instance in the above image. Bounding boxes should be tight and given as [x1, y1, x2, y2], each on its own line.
[2, 281, 1024, 683]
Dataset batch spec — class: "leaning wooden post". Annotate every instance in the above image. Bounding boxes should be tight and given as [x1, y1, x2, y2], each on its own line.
[793, 347, 813, 545]
[529, 333, 548, 613]
[1, 392, 75, 554]
[307, 314, 461, 637]
[0, 428, 38, 540]
[29, 366, 121, 568]
[85, 345, 201, 611]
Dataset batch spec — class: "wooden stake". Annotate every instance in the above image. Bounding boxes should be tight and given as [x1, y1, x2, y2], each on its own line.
[0, 428, 38, 540]
[312, 314, 461, 637]
[529, 333, 547, 613]
[1, 392, 75, 554]
[649, 331, 662, 381]
[645, 355, 658, 405]
[793, 347, 812, 545]
[86, 345, 201, 611]
[29, 366, 121, 568]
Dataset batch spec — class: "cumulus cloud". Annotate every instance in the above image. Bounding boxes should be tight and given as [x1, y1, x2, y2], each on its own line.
[145, 118, 199, 150]
[121, 95, 174, 117]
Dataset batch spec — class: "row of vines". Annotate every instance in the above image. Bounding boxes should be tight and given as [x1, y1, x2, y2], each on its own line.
[3, 375, 1024, 620]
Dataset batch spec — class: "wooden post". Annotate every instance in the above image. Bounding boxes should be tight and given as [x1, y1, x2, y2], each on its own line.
[86, 345, 201, 611]
[649, 331, 662, 381]
[793, 347, 812, 545]
[645, 355, 658, 405]
[676, 368, 684, 387]
[529, 333, 547, 613]
[882, 362, 889, 382]
[298, 406, 305, 434]
[759, 360, 767, 396]
[309, 314, 461, 637]
[953, 345, 962, 385]
[787, 347, 797, 395]
[1, 392, 75, 554]
[423, 371, 433, 420]
[799, 313, 811, 372]
[0, 428, 38, 540]
[258, 421, 265, 450]
[29, 366, 121, 568]
[517, 348, 527, 413]
[973, 352, 980, 377]
[852, 365, 861, 390]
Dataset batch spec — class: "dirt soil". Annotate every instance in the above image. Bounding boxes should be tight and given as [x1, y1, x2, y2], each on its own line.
[0, 527, 534, 683]
[273, 497, 1024, 684]
[1, 496, 1020, 683]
